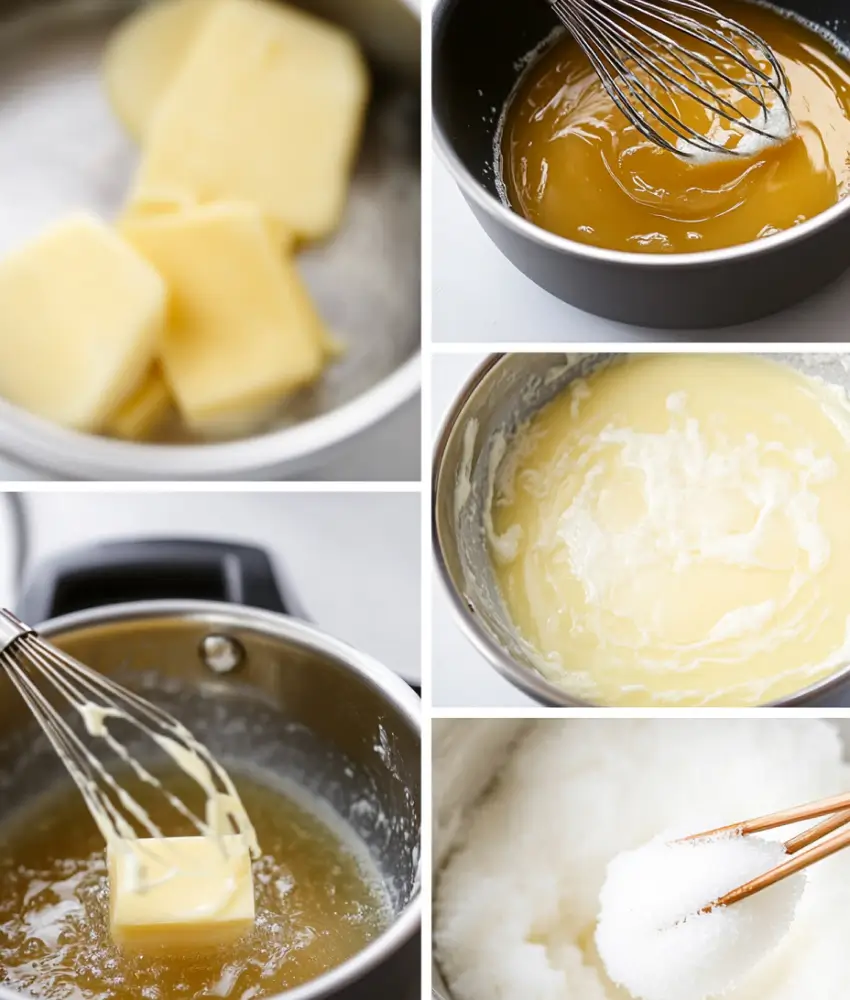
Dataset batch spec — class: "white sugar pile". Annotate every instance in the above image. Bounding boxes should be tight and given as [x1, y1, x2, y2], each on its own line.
[435, 720, 850, 1000]
[596, 834, 805, 1000]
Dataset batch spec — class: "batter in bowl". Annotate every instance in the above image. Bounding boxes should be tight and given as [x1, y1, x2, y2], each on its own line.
[489, 354, 850, 706]
[500, 1, 850, 253]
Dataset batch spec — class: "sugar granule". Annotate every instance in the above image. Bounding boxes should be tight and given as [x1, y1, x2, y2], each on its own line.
[596, 834, 804, 1000]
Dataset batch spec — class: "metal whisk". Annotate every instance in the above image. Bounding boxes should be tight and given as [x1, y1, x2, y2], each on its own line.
[548, 0, 793, 156]
[0, 608, 258, 854]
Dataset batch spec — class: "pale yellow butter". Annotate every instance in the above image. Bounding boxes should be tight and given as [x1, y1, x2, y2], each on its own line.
[132, 0, 369, 240]
[103, 0, 213, 142]
[0, 215, 165, 432]
[122, 202, 328, 431]
[107, 364, 173, 441]
[108, 835, 255, 950]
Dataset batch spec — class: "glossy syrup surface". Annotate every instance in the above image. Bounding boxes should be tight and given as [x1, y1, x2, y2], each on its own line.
[0, 770, 390, 999]
[501, 2, 850, 253]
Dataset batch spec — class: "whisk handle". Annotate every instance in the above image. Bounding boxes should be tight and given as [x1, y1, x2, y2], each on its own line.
[17, 539, 305, 622]
[0, 607, 34, 652]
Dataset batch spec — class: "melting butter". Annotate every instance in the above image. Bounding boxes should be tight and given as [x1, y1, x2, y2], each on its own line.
[54, 688, 260, 931]
[489, 355, 850, 706]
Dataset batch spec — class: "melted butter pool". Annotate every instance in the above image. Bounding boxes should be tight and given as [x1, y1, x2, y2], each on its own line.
[0, 770, 390, 999]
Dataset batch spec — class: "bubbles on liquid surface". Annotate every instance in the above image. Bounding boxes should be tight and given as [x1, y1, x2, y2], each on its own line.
[0, 771, 391, 1000]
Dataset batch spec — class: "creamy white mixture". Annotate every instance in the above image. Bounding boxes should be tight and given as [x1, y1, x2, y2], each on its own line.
[435, 720, 850, 1000]
[596, 834, 804, 1000]
[487, 355, 850, 706]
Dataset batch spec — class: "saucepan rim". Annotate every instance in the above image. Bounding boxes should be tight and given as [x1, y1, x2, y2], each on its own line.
[0, 598, 422, 1000]
[431, 352, 850, 709]
[0, 357, 421, 480]
[432, 0, 850, 271]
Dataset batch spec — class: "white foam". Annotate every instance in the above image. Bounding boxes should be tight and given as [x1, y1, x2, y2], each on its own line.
[675, 91, 794, 163]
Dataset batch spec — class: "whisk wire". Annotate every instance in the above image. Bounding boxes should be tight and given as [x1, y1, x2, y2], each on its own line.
[0, 615, 256, 858]
[559, 0, 741, 151]
[26, 640, 214, 839]
[555, 1, 695, 152]
[549, 0, 791, 156]
[2, 648, 144, 843]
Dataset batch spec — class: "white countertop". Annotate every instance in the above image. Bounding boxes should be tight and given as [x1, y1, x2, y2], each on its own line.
[0, 491, 421, 685]
[432, 353, 537, 707]
[433, 158, 850, 344]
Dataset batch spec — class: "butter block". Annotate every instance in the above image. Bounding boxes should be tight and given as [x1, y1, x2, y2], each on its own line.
[132, 0, 369, 240]
[0, 215, 165, 432]
[108, 835, 255, 950]
[107, 365, 173, 441]
[103, 0, 213, 142]
[122, 193, 296, 255]
[122, 203, 328, 430]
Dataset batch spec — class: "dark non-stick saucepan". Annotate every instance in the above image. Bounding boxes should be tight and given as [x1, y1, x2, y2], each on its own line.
[0, 539, 421, 1000]
[433, 0, 850, 328]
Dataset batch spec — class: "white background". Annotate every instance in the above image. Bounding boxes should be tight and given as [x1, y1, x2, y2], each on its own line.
[433, 158, 850, 344]
[432, 353, 537, 707]
[0, 490, 421, 685]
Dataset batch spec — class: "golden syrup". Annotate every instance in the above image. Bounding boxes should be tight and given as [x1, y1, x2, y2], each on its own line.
[501, 2, 850, 253]
[0, 770, 390, 999]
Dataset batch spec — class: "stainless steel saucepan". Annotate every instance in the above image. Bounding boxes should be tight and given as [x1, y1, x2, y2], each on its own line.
[0, 538, 421, 1000]
[433, 352, 850, 708]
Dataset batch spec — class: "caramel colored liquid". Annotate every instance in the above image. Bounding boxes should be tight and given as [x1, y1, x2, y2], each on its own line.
[0, 771, 389, 999]
[501, 2, 850, 253]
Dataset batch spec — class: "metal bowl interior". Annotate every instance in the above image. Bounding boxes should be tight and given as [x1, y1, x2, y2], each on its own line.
[0, 0, 421, 479]
[429, 718, 850, 999]
[0, 600, 421, 1000]
[433, 0, 850, 271]
[433, 352, 850, 708]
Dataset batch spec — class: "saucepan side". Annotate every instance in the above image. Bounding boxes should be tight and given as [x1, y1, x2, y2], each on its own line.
[432, 0, 850, 329]
[432, 352, 850, 708]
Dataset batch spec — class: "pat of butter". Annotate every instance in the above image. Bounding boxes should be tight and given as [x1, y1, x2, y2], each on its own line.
[121, 202, 328, 432]
[122, 191, 297, 257]
[102, 0, 212, 142]
[131, 0, 369, 240]
[107, 365, 173, 441]
[0, 214, 166, 432]
[108, 835, 255, 950]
